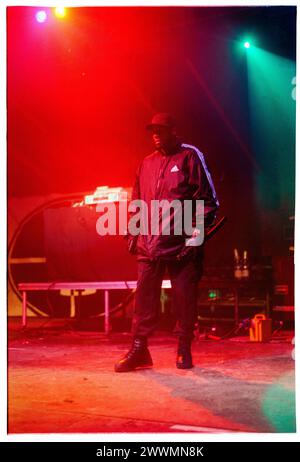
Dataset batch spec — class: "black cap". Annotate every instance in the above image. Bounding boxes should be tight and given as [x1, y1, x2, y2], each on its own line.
[146, 113, 176, 130]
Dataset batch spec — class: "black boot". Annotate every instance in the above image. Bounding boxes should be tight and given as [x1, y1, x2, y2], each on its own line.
[114, 337, 153, 373]
[176, 337, 194, 369]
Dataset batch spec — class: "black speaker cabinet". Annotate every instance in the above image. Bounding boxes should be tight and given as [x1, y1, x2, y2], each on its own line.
[43, 206, 137, 282]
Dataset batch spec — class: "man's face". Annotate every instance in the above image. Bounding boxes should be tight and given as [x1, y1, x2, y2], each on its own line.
[151, 125, 175, 150]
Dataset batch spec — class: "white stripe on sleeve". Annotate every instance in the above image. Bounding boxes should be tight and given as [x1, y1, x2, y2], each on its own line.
[182, 143, 219, 206]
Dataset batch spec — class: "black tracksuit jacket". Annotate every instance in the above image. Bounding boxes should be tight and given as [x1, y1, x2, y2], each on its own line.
[129, 141, 219, 261]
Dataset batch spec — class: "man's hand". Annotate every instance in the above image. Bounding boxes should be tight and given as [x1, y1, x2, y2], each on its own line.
[185, 228, 203, 247]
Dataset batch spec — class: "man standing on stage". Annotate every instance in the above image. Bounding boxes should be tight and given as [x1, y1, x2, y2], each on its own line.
[115, 113, 219, 372]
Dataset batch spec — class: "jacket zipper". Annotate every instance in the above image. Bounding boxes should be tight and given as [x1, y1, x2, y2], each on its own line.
[155, 155, 172, 200]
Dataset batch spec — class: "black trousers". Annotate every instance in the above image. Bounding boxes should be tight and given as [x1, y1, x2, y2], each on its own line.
[132, 252, 204, 340]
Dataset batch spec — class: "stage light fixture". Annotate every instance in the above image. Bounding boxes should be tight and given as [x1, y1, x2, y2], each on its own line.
[54, 7, 66, 18]
[244, 41, 251, 49]
[36, 10, 47, 23]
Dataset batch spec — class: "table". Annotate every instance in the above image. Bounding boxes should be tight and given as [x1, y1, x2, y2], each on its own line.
[18, 281, 172, 333]
[18, 279, 271, 332]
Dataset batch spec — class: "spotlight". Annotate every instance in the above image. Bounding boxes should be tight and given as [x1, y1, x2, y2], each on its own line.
[54, 7, 66, 18]
[35, 10, 47, 23]
[244, 41, 251, 49]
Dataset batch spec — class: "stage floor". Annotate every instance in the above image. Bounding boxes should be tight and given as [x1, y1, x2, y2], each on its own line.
[8, 319, 295, 434]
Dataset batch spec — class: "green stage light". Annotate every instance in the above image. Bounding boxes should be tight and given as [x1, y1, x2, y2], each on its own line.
[244, 41, 251, 49]
[246, 46, 296, 210]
